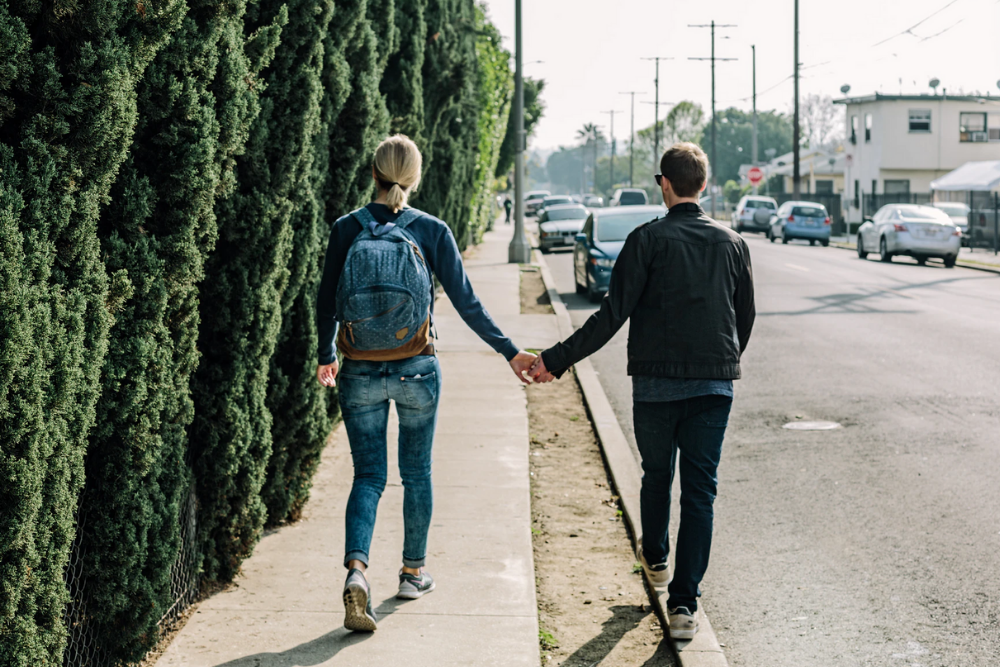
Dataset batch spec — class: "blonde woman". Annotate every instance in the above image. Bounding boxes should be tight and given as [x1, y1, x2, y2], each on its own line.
[316, 135, 538, 632]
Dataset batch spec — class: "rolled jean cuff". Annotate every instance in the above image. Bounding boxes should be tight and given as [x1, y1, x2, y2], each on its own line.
[402, 554, 426, 568]
[344, 550, 369, 569]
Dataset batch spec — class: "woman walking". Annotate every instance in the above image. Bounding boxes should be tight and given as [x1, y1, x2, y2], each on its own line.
[316, 135, 538, 632]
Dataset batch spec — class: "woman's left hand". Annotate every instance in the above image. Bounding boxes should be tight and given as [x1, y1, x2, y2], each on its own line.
[317, 361, 339, 387]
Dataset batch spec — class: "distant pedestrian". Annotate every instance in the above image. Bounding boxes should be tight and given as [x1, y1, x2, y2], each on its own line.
[530, 142, 755, 640]
[316, 134, 539, 632]
[504, 195, 513, 224]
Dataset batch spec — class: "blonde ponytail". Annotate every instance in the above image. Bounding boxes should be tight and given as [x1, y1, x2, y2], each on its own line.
[373, 134, 422, 213]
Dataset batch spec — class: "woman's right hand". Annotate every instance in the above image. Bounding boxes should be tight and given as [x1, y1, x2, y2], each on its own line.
[317, 361, 339, 387]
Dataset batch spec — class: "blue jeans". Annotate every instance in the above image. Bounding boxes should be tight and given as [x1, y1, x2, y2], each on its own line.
[633, 394, 733, 612]
[339, 356, 441, 569]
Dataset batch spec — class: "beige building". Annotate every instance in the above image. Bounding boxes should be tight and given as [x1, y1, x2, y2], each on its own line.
[834, 93, 1000, 220]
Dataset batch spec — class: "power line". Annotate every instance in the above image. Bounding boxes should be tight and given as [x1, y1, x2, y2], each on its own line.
[872, 0, 962, 46]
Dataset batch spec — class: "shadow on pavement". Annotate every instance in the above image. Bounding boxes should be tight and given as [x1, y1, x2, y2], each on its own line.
[210, 597, 407, 667]
[559, 604, 675, 667]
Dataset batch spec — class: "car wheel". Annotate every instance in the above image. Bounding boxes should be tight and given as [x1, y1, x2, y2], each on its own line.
[809, 239, 816, 246]
[857, 235, 868, 259]
[916, 256, 927, 266]
[880, 237, 893, 262]
[575, 276, 586, 295]
[768, 229, 776, 243]
[540, 246, 550, 254]
[782, 234, 789, 244]
[820, 239, 829, 247]
[943, 255, 957, 268]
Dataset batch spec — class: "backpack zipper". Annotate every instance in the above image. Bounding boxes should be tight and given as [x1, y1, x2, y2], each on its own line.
[343, 298, 408, 344]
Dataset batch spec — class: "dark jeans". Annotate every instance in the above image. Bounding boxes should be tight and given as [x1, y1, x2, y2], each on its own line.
[339, 356, 441, 569]
[633, 394, 732, 612]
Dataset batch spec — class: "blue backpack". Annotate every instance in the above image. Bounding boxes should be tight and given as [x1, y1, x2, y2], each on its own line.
[336, 207, 433, 351]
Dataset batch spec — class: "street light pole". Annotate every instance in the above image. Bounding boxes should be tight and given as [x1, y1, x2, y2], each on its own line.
[752, 44, 758, 195]
[619, 92, 644, 186]
[689, 21, 736, 219]
[793, 0, 801, 198]
[508, 0, 531, 264]
[641, 57, 674, 166]
[600, 109, 622, 193]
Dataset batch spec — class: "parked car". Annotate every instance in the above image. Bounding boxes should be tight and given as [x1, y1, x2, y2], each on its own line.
[699, 193, 730, 217]
[524, 190, 550, 216]
[582, 194, 604, 208]
[768, 201, 832, 246]
[856, 204, 961, 267]
[609, 188, 649, 206]
[538, 204, 590, 253]
[537, 195, 575, 213]
[573, 205, 666, 301]
[732, 195, 778, 233]
[932, 201, 971, 245]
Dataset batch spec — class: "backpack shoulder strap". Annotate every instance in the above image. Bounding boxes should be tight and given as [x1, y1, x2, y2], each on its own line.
[393, 208, 423, 230]
[350, 206, 376, 229]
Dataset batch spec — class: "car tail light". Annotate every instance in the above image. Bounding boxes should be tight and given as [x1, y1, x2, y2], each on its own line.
[788, 214, 795, 222]
[823, 217, 831, 225]
[893, 224, 907, 232]
[953, 228, 963, 237]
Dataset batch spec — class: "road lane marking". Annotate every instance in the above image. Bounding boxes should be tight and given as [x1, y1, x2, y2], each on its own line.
[785, 263, 810, 272]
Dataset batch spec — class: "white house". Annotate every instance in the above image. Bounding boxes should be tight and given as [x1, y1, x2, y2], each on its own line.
[834, 93, 1000, 221]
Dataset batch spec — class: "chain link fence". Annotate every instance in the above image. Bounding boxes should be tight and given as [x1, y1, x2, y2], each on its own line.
[63, 488, 200, 667]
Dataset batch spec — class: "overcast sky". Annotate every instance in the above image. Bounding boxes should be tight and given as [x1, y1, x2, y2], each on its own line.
[481, 0, 1000, 150]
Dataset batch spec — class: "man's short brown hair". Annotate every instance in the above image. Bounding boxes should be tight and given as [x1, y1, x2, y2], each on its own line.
[659, 142, 709, 197]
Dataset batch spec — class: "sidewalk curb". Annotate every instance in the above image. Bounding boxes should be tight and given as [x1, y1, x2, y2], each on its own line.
[533, 249, 729, 667]
[830, 241, 1000, 276]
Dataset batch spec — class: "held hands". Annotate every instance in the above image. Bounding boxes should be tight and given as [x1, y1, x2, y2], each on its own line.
[509, 350, 539, 385]
[316, 360, 339, 387]
[528, 355, 556, 383]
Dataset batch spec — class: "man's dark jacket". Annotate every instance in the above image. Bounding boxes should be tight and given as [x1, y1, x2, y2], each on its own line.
[541, 202, 755, 379]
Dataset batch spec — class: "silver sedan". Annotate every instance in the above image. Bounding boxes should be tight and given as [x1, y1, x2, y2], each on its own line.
[856, 204, 961, 267]
[538, 204, 589, 253]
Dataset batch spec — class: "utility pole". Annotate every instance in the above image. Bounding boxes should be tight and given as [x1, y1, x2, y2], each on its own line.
[752, 44, 758, 195]
[508, 0, 530, 263]
[640, 57, 674, 165]
[793, 0, 801, 198]
[689, 21, 737, 219]
[620, 91, 644, 186]
[600, 109, 622, 193]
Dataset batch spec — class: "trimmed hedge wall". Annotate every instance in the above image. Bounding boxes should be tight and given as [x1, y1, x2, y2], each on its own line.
[0, 1, 523, 664]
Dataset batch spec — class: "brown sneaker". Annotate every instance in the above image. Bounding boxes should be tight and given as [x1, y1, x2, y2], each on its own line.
[668, 606, 699, 640]
[635, 537, 670, 589]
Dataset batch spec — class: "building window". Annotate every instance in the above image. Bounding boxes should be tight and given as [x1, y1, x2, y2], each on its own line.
[908, 109, 931, 132]
[814, 180, 834, 194]
[850, 115, 858, 144]
[865, 114, 872, 142]
[960, 112, 987, 142]
[884, 179, 910, 194]
[989, 113, 1000, 142]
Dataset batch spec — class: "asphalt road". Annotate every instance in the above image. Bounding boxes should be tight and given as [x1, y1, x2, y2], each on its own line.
[542, 234, 1000, 667]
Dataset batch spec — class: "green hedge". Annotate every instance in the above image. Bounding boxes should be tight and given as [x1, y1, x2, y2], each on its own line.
[0, 1, 528, 663]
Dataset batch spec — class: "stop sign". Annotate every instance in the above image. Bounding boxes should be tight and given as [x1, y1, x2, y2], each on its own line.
[748, 166, 764, 185]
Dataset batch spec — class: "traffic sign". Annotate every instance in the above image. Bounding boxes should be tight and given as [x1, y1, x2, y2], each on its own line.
[748, 166, 763, 185]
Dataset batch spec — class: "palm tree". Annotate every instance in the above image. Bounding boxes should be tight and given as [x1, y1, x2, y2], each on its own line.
[576, 124, 605, 193]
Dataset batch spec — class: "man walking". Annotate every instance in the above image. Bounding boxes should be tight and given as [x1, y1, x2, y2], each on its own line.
[504, 195, 513, 224]
[530, 142, 755, 639]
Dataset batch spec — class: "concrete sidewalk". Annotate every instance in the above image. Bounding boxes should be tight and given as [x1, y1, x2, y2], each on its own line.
[156, 224, 560, 666]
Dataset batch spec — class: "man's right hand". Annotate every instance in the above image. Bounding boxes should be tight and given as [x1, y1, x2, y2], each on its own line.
[529, 356, 556, 383]
[317, 361, 339, 387]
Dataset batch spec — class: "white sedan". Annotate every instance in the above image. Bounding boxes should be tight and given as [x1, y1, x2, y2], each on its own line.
[856, 204, 961, 267]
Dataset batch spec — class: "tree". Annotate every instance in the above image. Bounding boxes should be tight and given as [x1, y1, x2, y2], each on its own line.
[664, 101, 706, 146]
[72, 4, 282, 662]
[0, 4, 182, 664]
[495, 77, 546, 182]
[709, 107, 793, 185]
[546, 146, 587, 193]
[801, 94, 843, 149]
[382, 0, 427, 142]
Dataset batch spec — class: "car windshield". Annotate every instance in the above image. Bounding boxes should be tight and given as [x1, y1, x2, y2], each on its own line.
[619, 191, 647, 205]
[747, 199, 776, 210]
[898, 207, 949, 221]
[545, 207, 588, 221]
[596, 211, 657, 242]
[792, 206, 826, 218]
[544, 197, 572, 205]
[935, 203, 969, 216]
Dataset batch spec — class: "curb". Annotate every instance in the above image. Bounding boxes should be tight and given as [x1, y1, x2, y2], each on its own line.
[830, 241, 1000, 276]
[533, 248, 729, 667]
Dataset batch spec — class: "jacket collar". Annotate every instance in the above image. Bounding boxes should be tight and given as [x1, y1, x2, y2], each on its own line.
[667, 202, 704, 215]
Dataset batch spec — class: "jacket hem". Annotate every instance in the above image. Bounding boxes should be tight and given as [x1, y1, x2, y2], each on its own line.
[627, 361, 742, 380]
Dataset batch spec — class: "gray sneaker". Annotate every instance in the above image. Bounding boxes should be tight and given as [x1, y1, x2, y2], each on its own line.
[343, 568, 377, 632]
[668, 606, 699, 640]
[397, 569, 435, 599]
[635, 537, 670, 589]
